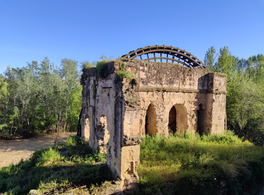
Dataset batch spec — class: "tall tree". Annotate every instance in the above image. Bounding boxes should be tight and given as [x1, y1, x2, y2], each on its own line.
[204, 46, 217, 71]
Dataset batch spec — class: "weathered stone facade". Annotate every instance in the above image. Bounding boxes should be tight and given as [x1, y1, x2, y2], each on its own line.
[80, 59, 227, 191]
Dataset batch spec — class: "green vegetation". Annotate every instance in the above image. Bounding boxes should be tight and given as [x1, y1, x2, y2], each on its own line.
[204, 47, 264, 145]
[114, 63, 135, 84]
[116, 70, 135, 80]
[0, 136, 113, 195]
[116, 63, 135, 80]
[136, 132, 264, 195]
[0, 58, 81, 138]
[96, 61, 110, 79]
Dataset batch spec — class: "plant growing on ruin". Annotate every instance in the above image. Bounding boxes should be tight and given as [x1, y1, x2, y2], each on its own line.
[114, 63, 135, 84]
[96, 61, 110, 78]
[93, 86, 97, 95]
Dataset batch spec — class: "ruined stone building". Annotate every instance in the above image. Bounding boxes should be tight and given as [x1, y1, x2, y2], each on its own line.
[79, 45, 227, 190]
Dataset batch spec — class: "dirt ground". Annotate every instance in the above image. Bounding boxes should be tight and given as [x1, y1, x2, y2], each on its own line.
[0, 132, 75, 168]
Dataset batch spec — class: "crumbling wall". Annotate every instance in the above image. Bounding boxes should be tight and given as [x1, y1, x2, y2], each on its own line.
[80, 59, 227, 191]
[120, 60, 226, 137]
[81, 65, 124, 179]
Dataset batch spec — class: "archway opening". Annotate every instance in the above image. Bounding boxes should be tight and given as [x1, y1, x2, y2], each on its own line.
[145, 103, 157, 135]
[197, 104, 205, 135]
[84, 114, 90, 139]
[168, 104, 187, 134]
[96, 115, 110, 153]
[168, 107, 176, 134]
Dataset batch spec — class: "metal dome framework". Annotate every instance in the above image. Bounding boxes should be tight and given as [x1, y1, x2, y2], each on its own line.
[121, 45, 207, 69]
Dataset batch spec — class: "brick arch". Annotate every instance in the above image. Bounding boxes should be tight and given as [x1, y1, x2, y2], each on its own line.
[197, 103, 206, 135]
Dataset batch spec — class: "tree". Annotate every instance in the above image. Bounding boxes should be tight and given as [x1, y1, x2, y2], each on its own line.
[204, 46, 217, 71]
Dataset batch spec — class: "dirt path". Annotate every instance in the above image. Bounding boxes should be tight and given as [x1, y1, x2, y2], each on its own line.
[0, 132, 75, 168]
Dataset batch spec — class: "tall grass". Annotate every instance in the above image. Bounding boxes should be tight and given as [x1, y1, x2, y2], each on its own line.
[137, 131, 264, 195]
[0, 136, 111, 195]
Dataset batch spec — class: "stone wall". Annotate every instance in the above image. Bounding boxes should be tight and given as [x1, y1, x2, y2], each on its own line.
[80, 59, 227, 191]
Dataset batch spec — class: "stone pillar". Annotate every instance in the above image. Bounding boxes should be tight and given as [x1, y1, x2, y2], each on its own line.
[208, 73, 227, 134]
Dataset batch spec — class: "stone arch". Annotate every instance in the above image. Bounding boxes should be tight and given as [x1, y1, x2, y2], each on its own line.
[168, 104, 187, 134]
[84, 114, 90, 139]
[168, 107, 176, 134]
[145, 103, 157, 135]
[197, 103, 206, 135]
[96, 115, 110, 153]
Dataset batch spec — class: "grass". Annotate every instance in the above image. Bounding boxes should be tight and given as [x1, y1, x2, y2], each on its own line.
[2, 132, 264, 194]
[136, 131, 264, 195]
[0, 136, 113, 195]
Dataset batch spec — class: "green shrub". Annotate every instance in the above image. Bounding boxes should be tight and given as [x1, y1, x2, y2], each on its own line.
[65, 136, 85, 147]
[116, 70, 135, 80]
[114, 63, 135, 84]
[96, 61, 109, 78]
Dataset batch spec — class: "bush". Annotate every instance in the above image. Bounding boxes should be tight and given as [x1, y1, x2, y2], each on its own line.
[96, 61, 109, 78]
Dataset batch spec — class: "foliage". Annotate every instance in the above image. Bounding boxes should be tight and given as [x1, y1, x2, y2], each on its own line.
[117, 63, 135, 79]
[67, 86, 82, 132]
[81, 61, 94, 70]
[0, 77, 8, 102]
[96, 61, 110, 78]
[114, 63, 135, 84]
[136, 133, 264, 195]
[0, 57, 81, 138]
[204, 46, 217, 71]
[0, 136, 111, 195]
[204, 46, 264, 145]
[116, 70, 135, 80]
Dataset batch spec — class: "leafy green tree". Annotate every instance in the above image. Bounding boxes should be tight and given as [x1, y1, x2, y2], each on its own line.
[0, 57, 81, 138]
[204, 46, 217, 71]
[67, 85, 82, 132]
[60, 58, 80, 131]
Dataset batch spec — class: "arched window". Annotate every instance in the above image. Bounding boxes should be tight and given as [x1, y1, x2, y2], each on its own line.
[168, 106, 176, 134]
[197, 104, 205, 135]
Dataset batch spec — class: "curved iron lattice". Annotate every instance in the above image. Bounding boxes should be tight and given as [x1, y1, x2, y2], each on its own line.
[121, 45, 207, 69]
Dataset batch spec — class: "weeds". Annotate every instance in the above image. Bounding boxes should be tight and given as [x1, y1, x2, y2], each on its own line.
[137, 131, 264, 194]
[114, 63, 135, 83]
[0, 136, 112, 195]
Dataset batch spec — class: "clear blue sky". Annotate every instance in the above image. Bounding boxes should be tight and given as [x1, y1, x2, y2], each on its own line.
[0, 0, 264, 74]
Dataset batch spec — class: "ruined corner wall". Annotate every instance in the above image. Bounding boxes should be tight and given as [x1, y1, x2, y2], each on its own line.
[80, 62, 139, 191]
